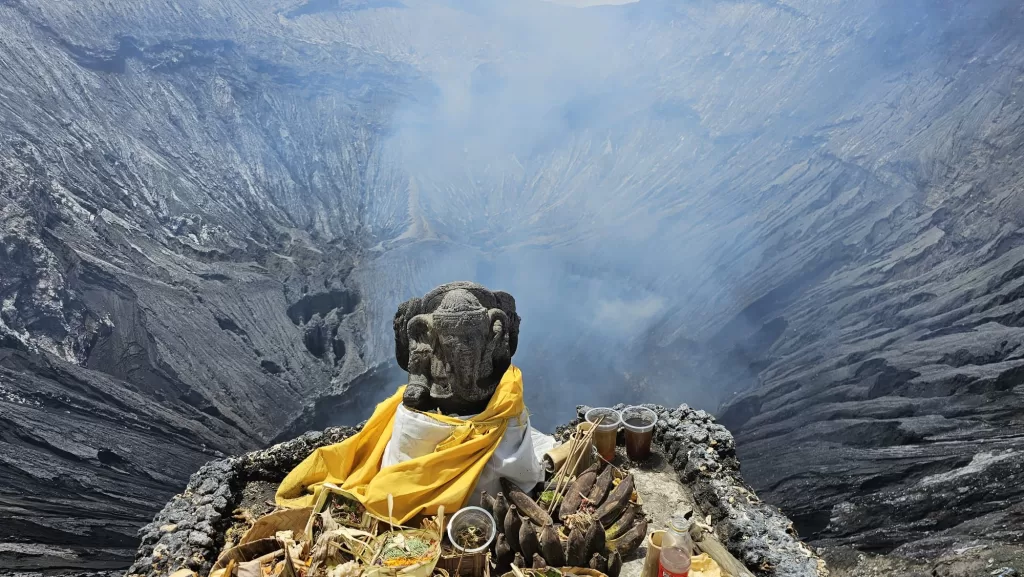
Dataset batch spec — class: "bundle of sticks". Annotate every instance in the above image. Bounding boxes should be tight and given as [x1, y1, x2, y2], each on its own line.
[544, 416, 604, 515]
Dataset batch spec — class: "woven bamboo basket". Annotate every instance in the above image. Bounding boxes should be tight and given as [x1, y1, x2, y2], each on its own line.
[437, 550, 491, 577]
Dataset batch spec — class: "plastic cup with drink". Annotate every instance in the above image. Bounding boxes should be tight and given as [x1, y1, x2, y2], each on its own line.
[621, 406, 657, 461]
[584, 407, 621, 462]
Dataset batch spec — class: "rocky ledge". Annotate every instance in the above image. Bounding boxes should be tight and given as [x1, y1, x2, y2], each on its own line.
[573, 405, 825, 577]
[126, 427, 358, 577]
[127, 404, 824, 577]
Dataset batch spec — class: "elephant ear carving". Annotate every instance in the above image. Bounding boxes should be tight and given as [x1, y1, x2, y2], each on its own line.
[393, 297, 421, 371]
[493, 291, 520, 357]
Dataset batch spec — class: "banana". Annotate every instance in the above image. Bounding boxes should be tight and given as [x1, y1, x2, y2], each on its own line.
[608, 551, 623, 577]
[587, 466, 614, 505]
[589, 553, 608, 574]
[501, 478, 554, 527]
[585, 518, 606, 558]
[558, 470, 597, 521]
[595, 474, 634, 527]
[608, 517, 647, 556]
[604, 504, 637, 541]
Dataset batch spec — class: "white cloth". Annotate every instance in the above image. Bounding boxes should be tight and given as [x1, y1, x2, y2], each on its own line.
[382, 404, 550, 506]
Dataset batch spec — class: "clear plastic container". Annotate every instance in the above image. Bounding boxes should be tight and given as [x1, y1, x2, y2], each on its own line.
[658, 515, 693, 577]
[446, 506, 496, 554]
[585, 407, 622, 461]
[621, 406, 657, 461]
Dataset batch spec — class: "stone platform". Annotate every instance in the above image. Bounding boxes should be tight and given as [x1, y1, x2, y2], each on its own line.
[126, 404, 825, 577]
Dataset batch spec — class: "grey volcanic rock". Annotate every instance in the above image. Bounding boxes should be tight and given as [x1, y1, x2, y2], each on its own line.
[0, 0, 396, 569]
[712, 2, 1024, 556]
[126, 427, 357, 577]
[1, 0, 1024, 573]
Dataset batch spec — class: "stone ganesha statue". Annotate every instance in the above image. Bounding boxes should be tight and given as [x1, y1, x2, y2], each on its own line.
[393, 282, 521, 415]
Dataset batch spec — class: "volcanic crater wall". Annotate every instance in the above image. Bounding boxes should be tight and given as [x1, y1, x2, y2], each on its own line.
[1, 0, 1024, 573]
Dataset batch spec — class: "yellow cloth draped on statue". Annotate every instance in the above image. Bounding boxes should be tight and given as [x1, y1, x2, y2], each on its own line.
[275, 365, 526, 524]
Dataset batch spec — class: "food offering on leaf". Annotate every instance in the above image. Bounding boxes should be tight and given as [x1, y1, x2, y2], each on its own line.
[375, 531, 441, 568]
[537, 490, 560, 510]
[322, 485, 370, 527]
[208, 534, 304, 577]
[209, 428, 650, 577]
[326, 493, 368, 527]
[306, 484, 376, 546]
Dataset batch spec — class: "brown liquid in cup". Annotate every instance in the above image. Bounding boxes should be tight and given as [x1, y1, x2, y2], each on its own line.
[593, 428, 618, 462]
[624, 417, 654, 460]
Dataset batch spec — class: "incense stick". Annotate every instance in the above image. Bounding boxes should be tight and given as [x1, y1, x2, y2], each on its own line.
[551, 417, 600, 505]
[546, 415, 604, 514]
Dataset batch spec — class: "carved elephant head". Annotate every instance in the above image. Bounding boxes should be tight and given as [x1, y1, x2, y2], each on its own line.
[393, 282, 520, 414]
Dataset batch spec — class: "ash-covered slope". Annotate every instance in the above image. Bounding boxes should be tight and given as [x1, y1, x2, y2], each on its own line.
[0, 0, 402, 569]
[1, 0, 1023, 573]
[711, 2, 1024, 560]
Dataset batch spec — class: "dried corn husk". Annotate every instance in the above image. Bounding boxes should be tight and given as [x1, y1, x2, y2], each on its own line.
[211, 538, 285, 574]
[241, 509, 312, 545]
[308, 526, 378, 576]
